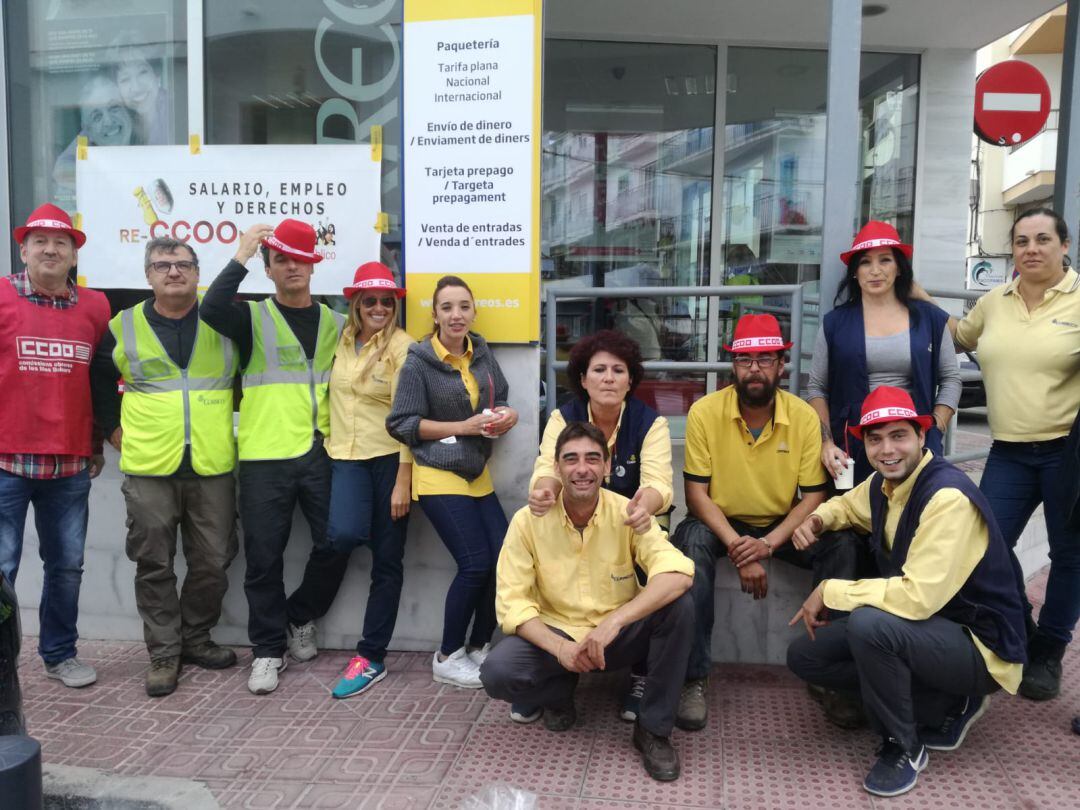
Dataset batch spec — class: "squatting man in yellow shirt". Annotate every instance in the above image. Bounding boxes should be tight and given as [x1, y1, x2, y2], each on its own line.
[480, 421, 695, 782]
[787, 386, 1028, 799]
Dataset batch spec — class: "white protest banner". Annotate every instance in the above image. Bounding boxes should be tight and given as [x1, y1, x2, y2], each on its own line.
[75, 144, 382, 294]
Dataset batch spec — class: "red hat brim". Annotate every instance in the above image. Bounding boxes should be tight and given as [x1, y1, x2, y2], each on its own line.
[848, 413, 933, 440]
[14, 223, 86, 249]
[261, 236, 323, 264]
[840, 241, 913, 266]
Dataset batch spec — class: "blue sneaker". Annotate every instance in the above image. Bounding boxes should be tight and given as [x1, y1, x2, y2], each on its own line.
[332, 656, 386, 699]
[509, 702, 542, 723]
[920, 694, 989, 751]
[863, 739, 928, 798]
[620, 674, 646, 722]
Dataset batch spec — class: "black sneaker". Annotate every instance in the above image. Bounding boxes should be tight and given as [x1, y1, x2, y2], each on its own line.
[632, 722, 680, 781]
[1072, 715, 1080, 736]
[543, 703, 577, 732]
[920, 694, 989, 751]
[1020, 635, 1066, 701]
[863, 739, 928, 798]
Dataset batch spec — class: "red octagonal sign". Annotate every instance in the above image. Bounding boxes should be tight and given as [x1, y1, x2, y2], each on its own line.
[974, 60, 1051, 146]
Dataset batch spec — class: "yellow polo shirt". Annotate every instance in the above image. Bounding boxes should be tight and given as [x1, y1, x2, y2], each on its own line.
[412, 334, 494, 498]
[530, 403, 673, 511]
[327, 327, 414, 462]
[815, 451, 1021, 694]
[496, 488, 694, 640]
[954, 268, 1080, 441]
[683, 386, 828, 527]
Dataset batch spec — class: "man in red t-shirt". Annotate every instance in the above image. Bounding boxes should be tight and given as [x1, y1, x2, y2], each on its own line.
[0, 204, 110, 688]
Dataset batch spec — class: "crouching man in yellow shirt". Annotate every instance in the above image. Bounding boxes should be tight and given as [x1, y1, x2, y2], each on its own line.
[480, 421, 694, 782]
[787, 387, 1028, 799]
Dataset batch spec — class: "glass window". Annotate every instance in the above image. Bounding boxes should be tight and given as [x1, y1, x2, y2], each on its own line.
[6, 0, 188, 217]
[204, 1, 403, 267]
[542, 40, 716, 425]
[722, 47, 919, 367]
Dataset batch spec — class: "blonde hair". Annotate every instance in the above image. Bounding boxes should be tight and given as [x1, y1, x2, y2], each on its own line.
[346, 294, 400, 381]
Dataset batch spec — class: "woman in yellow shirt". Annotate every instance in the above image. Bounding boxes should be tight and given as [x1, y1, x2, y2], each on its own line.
[326, 262, 414, 699]
[387, 275, 518, 688]
[915, 207, 1080, 701]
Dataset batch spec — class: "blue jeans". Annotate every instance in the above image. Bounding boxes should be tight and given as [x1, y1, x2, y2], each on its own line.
[419, 492, 508, 655]
[980, 439, 1080, 644]
[0, 468, 91, 664]
[327, 454, 408, 662]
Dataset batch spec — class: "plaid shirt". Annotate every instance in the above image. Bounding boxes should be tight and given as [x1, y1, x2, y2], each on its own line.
[0, 272, 93, 480]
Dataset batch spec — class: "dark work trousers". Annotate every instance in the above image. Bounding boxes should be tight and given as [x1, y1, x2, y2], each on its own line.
[327, 454, 408, 663]
[419, 492, 508, 655]
[787, 607, 1001, 752]
[673, 514, 862, 682]
[239, 438, 350, 658]
[480, 592, 695, 737]
[121, 473, 238, 660]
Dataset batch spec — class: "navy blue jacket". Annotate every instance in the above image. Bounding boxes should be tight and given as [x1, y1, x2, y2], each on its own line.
[867, 453, 1028, 665]
[559, 396, 658, 501]
[824, 299, 949, 483]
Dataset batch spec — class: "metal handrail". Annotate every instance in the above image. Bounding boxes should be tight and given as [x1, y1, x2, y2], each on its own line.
[544, 284, 805, 419]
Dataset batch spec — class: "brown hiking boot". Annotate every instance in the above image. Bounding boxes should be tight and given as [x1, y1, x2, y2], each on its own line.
[675, 678, 708, 731]
[632, 722, 681, 781]
[146, 657, 181, 697]
[182, 641, 237, 670]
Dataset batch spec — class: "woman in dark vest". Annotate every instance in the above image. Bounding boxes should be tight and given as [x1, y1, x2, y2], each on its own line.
[807, 221, 961, 485]
[527, 329, 673, 723]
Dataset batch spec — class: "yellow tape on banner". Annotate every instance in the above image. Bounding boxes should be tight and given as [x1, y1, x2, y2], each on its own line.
[73, 213, 83, 231]
[76, 275, 87, 287]
[76, 136, 88, 161]
[374, 212, 390, 233]
[189, 134, 201, 154]
[370, 125, 383, 162]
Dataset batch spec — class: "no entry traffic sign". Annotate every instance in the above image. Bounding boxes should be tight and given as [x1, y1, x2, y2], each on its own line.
[974, 60, 1052, 147]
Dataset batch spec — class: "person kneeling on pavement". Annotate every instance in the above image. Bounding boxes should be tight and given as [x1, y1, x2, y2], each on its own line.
[787, 386, 1028, 798]
[480, 421, 694, 782]
[672, 313, 862, 732]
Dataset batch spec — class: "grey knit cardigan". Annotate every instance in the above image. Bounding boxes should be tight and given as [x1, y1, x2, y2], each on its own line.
[386, 332, 510, 482]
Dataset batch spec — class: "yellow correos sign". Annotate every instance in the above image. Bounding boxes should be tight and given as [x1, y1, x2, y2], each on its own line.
[402, 0, 542, 342]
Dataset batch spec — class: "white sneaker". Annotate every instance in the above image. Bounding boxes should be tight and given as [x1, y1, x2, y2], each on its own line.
[287, 621, 318, 662]
[432, 648, 483, 689]
[467, 643, 492, 668]
[44, 657, 97, 688]
[248, 657, 287, 695]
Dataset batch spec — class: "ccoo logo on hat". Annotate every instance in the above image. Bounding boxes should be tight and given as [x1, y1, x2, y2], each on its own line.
[724, 314, 793, 354]
[261, 218, 323, 264]
[848, 386, 933, 439]
[14, 203, 87, 248]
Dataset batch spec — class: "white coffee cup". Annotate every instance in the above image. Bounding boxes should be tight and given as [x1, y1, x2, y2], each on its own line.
[834, 457, 855, 490]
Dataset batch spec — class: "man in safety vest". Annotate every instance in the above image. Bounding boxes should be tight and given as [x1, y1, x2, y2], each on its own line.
[0, 204, 110, 689]
[91, 237, 240, 697]
[201, 219, 348, 695]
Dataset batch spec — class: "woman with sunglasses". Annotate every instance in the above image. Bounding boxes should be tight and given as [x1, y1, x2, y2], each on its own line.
[326, 262, 414, 699]
[807, 221, 961, 486]
[387, 275, 518, 688]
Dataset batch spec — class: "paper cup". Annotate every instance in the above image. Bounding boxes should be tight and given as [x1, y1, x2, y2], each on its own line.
[481, 408, 499, 438]
[835, 458, 855, 490]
